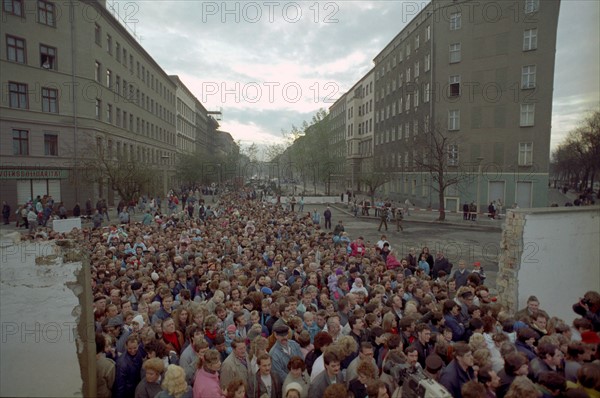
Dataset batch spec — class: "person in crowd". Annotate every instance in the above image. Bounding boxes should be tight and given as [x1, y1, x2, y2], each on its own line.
[24, 187, 598, 398]
[155, 364, 192, 398]
[135, 358, 165, 398]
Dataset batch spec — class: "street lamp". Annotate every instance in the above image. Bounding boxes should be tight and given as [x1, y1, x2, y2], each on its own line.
[476, 157, 484, 219]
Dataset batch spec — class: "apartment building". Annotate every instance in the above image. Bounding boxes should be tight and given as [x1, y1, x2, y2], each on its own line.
[0, 0, 179, 208]
[328, 94, 347, 191]
[345, 69, 375, 193]
[371, 0, 560, 209]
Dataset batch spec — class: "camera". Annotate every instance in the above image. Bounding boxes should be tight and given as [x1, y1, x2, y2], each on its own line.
[385, 362, 452, 398]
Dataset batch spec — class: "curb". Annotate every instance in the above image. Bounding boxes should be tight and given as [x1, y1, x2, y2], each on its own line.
[329, 204, 503, 232]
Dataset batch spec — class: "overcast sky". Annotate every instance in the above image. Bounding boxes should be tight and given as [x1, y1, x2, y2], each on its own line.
[110, 1, 599, 153]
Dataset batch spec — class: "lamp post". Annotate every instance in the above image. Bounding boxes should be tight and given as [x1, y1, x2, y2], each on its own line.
[476, 157, 484, 218]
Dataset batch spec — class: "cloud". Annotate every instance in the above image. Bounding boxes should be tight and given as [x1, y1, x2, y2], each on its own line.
[118, 0, 599, 153]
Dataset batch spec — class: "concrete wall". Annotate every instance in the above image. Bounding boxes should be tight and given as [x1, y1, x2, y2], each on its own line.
[0, 238, 95, 397]
[497, 206, 600, 324]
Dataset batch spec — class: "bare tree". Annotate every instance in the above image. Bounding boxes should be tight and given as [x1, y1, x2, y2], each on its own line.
[81, 143, 157, 203]
[552, 109, 600, 196]
[358, 171, 391, 204]
[413, 125, 466, 221]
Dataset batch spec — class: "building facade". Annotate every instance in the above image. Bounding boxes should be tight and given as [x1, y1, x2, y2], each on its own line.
[345, 69, 375, 193]
[370, 0, 560, 209]
[0, 0, 206, 209]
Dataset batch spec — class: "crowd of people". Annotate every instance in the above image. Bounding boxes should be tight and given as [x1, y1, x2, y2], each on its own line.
[22, 186, 600, 398]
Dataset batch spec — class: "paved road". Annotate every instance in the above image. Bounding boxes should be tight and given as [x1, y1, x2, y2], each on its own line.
[307, 203, 502, 291]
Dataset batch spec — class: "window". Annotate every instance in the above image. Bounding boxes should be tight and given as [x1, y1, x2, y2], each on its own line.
[115, 76, 120, 93]
[95, 61, 101, 82]
[44, 133, 58, 156]
[40, 44, 56, 69]
[523, 28, 538, 51]
[116, 108, 121, 127]
[525, 0, 539, 13]
[449, 43, 461, 63]
[518, 143, 533, 166]
[406, 67, 411, 82]
[424, 54, 431, 72]
[95, 98, 101, 119]
[426, 25, 431, 41]
[448, 110, 460, 130]
[521, 65, 536, 89]
[38, 0, 55, 26]
[42, 87, 58, 113]
[106, 69, 112, 88]
[415, 61, 420, 78]
[406, 44, 411, 57]
[3, 0, 23, 16]
[6, 35, 26, 63]
[106, 34, 112, 54]
[94, 23, 101, 45]
[12, 129, 29, 155]
[424, 83, 430, 103]
[9, 82, 28, 109]
[116, 42, 121, 62]
[448, 144, 459, 166]
[415, 34, 420, 49]
[405, 94, 410, 111]
[449, 75, 461, 97]
[106, 103, 112, 123]
[414, 89, 419, 107]
[450, 12, 461, 30]
[520, 104, 535, 126]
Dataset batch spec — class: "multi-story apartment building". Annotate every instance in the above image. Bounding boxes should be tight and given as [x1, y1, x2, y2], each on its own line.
[346, 69, 375, 192]
[0, 0, 182, 208]
[171, 76, 199, 155]
[328, 94, 347, 191]
[371, 0, 560, 209]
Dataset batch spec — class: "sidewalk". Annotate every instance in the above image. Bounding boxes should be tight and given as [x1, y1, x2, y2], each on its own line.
[329, 202, 503, 231]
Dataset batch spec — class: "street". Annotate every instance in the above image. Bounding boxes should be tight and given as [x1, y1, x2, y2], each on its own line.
[307, 203, 502, 291]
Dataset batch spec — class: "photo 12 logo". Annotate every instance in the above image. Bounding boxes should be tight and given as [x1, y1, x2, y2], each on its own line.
[201, 81, 339, 104]
[201, 1, 340, 24]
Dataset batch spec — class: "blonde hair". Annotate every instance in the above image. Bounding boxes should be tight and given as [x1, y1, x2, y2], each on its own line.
[469, 333, 487, 351]
[143, 358, 165, 374]
[505, 376, 541, 398]
[161, 365, 189, 398]
[249, 336, 268, 361]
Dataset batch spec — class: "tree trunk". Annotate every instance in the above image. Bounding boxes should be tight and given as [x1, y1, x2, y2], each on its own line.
[438, 189, 446, 221]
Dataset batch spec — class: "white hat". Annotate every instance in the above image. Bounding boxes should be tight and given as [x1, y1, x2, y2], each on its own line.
[132, 314, 145, 328]
[151, 272, 159, 282]
[284, 382, 303, 396]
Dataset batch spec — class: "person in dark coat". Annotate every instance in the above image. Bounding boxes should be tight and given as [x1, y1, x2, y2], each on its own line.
[73, 203, 81, 217]
[439, 342, 476, 398]
[496, 352, 530, 398]
[432, 251, 453, 279]
[443, 300, 466, 342]
[114, 335, 144, 398]
[2, 201, 10, 224]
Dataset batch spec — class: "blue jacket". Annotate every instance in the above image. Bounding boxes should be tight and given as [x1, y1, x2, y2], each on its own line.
[269, 340, 303, 384]
[114, 348, 144, 398]
[444, 314, 466, 342]
[439, 359, 475, 398]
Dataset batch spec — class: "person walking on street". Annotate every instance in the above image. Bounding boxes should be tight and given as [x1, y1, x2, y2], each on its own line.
[27, 207, 38, 235]
[396, 209, 404, 232]
[378, 206, 388, 232]
[404, 198, 412, 216]
[324, 207, 332, 229]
